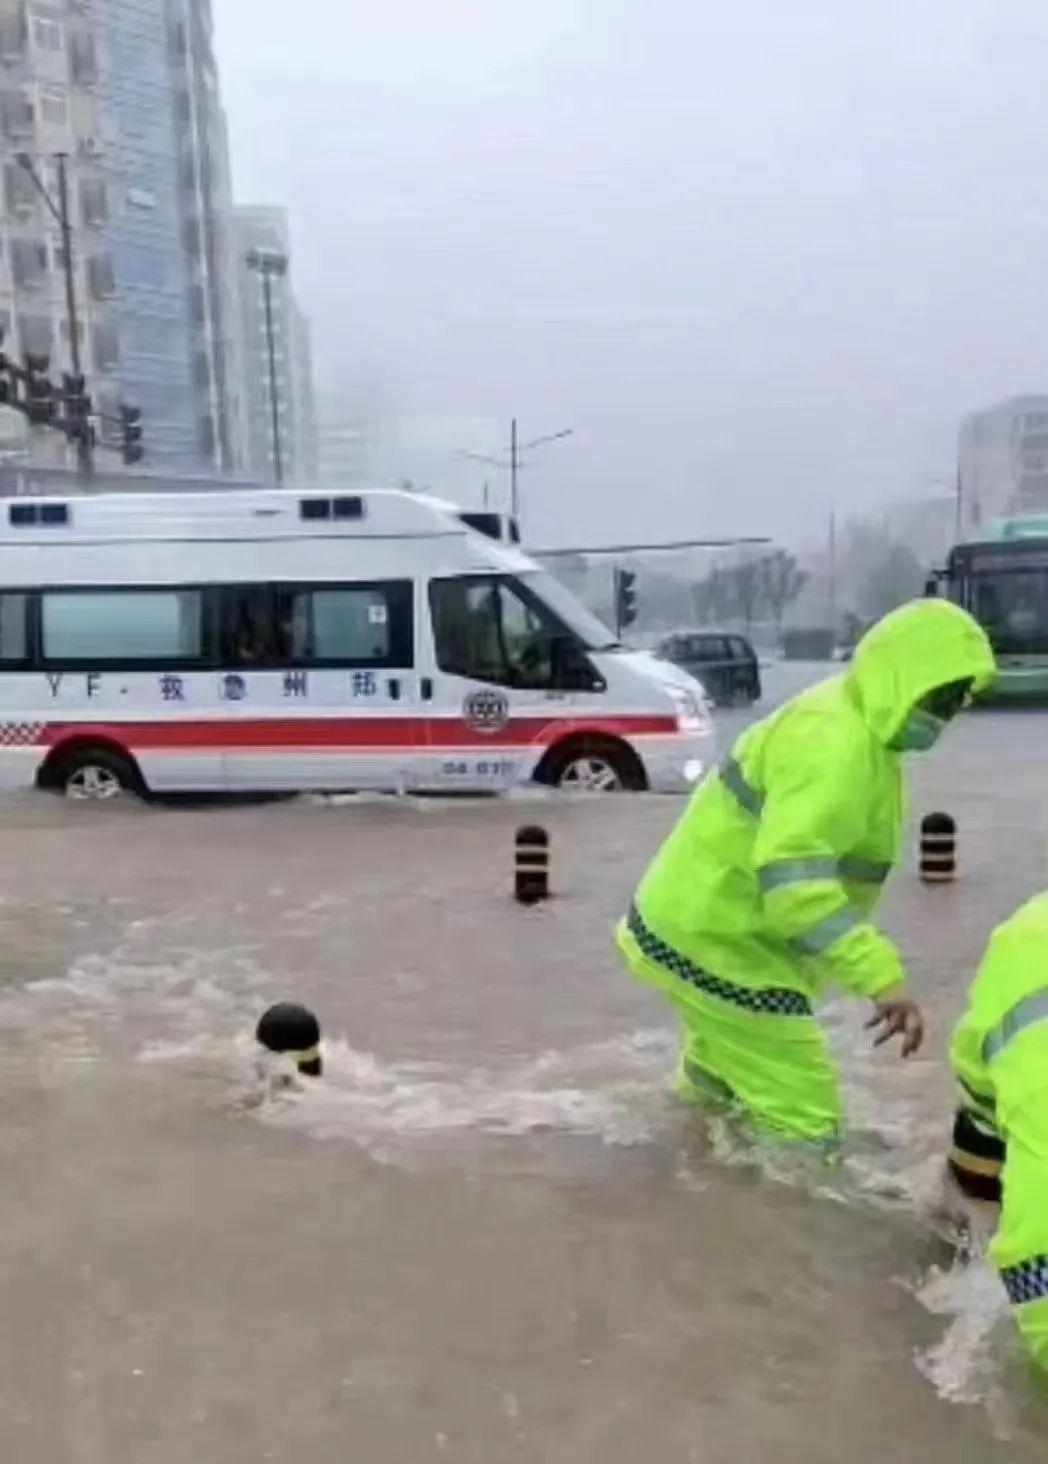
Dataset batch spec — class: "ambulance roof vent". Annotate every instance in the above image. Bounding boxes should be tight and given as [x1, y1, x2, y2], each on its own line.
[298, 495, 365, 523]
[9, 501, 69, 527]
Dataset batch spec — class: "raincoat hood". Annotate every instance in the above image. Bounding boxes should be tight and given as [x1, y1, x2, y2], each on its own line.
[846, 599, 996, 746]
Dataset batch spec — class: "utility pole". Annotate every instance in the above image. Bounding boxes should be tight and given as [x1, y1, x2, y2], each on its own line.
[55, 155, 81, 380]
[16, 150, 90, 477]
[262, 267, 281, 485]
[510, 417, 519, 520]
[245, 249, 289, 486]
[827, 509, 837, 638]
[457, 420, 573, 530]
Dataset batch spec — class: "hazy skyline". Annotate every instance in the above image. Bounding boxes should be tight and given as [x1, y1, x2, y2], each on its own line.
[215, 0, 1048, 547]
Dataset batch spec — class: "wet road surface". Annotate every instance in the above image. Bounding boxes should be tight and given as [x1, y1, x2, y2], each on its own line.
[1, 663, 1046, 1461]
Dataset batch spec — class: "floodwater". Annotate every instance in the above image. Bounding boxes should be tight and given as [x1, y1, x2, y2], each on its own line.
[1, 664, 1046, 1461]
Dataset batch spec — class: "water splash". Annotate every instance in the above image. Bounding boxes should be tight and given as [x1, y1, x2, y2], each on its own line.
[914, 1254, 1010, 1408]
[248, 1029, 677, 1150]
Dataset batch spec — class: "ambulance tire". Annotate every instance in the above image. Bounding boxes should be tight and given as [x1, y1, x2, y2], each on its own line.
[43, 745, 146, 803]
[536, 736, 646, 793]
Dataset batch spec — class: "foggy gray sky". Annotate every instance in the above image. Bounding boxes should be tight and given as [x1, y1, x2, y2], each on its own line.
[216, 0, 1048, 548]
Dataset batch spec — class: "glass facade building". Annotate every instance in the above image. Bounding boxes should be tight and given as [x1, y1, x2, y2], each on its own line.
[0, 0, 240, 470]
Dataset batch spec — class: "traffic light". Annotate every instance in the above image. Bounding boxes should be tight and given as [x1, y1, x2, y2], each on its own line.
[24, 353, 55, 426]
[62, 372, 92, 441]
[614, 568, 638, 633]
[119, 402, 143, 465]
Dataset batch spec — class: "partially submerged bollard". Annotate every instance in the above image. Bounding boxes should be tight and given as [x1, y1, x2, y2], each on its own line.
[515, 825, 550, 905]
[256, 1002, 322, 1077]
[920, 812, 956, 885]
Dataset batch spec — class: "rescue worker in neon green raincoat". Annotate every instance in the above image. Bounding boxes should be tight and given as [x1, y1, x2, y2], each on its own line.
[949, 894, 1048, 1372]
[617, 599, 996, 1141]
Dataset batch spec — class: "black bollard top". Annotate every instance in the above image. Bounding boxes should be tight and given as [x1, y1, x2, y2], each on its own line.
[516, 824, 549, 847]
[921, 812, 956, 835]
[256, 1002, 321, 1055]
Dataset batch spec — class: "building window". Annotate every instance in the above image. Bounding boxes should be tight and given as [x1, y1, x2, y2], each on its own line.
[18, 312, 53, 354]
[40, 89, 66, 125]
[31, 16, 62, 52]
[91, 321, 119, 373]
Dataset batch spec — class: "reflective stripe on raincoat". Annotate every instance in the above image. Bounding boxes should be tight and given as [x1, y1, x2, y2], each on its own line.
[951, 894, 1048, 1371]
[623, 599, 996, 1010]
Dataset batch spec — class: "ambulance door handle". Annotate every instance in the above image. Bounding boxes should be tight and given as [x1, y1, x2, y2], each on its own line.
[387, 676, 401, 701]
[420, 677, 433, 701]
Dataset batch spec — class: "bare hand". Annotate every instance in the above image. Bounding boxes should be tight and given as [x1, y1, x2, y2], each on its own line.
[865, 994, 924, 1057]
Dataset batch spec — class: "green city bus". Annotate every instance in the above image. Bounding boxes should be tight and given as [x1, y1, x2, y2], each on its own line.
[936, 516, 1048, 701]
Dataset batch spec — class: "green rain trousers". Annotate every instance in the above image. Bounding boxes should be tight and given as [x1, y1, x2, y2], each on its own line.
[951, 894, 1048, 1373]
[617, 599, 995, 1141]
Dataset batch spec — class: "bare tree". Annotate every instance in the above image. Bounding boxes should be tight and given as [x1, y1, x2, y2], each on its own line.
[760, 550, 809, 639]
[732, 559, 764, 630]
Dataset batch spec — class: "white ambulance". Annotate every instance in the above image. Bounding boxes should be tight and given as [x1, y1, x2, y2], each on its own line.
[0, 487, 713, 799]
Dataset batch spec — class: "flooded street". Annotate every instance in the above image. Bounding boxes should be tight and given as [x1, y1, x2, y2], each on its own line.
[1, 665, 1047, 1461]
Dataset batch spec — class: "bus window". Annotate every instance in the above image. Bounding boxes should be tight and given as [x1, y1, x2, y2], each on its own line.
[430, 575, 582, 689]
[41, 589, 203, 663]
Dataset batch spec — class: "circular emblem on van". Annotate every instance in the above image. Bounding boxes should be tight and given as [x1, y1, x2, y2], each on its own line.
[463, 688, 509, 734]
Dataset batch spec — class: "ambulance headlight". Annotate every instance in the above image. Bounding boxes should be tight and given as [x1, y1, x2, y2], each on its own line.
[671, 687, 708, 731]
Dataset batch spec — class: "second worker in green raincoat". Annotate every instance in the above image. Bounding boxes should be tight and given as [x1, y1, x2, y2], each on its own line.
[618, 599, 996, 1141]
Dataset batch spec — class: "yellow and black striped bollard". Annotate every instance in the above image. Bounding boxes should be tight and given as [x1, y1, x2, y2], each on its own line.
[515, 825, 550, 905]
[920, 812, 956, 885]
[256, 1002, 323, 1077]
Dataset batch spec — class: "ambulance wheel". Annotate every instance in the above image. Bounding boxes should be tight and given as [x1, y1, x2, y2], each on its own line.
[46, 746, 144, 802]
[537, 737, 646, 793]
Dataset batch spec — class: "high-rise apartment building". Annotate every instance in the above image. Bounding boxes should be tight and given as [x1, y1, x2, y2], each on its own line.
[0, 0, 240, 469]
[232, 204, 316, 483]
[958, 395, 1048, 535]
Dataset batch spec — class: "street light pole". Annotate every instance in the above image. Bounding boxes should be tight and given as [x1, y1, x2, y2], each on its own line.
[245, 249, 289, 486]
[510, 417, 519, 520]
[261, 268, 282, 486]
[457, 420, 573, 528]
[17, 150, 90, 476]
[55, 155, 81, 380]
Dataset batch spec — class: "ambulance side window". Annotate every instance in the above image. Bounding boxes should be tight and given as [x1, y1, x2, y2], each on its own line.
[222, 582, 414, 668]
[430, 575, 591, 690]
[0, 593, 27, 664]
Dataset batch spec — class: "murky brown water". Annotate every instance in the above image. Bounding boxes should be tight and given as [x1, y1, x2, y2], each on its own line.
[1, 670, 1046, 1461]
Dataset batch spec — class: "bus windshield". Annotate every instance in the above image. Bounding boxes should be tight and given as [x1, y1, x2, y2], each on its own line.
[957, 556, 1048, 654]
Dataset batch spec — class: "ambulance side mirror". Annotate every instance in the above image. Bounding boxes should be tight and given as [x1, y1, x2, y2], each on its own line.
[551, 635, 603, 692]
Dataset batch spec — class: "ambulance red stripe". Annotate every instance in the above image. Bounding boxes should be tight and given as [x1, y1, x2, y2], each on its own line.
[38, 712, 679, 752]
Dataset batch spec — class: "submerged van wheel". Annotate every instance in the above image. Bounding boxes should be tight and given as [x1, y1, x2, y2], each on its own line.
[51, 747, 143, 802]
[538, 737, 646, 793]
